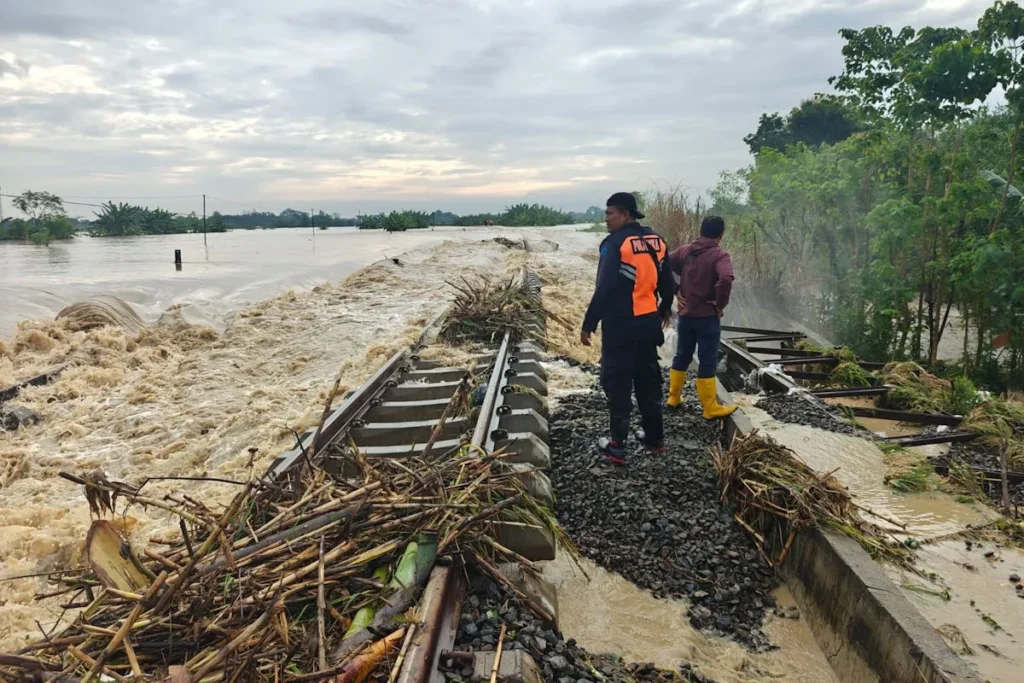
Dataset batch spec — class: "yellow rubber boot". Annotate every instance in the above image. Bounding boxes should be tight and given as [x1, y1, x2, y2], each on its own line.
[667, 369, 686, 408]
[696, 377, 737, 420]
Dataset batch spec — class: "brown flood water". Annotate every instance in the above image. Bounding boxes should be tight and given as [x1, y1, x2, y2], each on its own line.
[739, 396, 1024, 683]
[542, 554, 837, 683]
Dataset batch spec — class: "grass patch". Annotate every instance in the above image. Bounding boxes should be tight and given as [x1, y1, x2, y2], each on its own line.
[961, 399, 1024, 469]
[902, 581, 951, 600]
[948, 376, 981, 416]
[883, 448, 937, 493]
[829, 361, 873, 388]
[942, 459, 986, 500]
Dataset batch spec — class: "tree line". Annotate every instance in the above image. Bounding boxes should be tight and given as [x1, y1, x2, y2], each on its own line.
[710, 0, 1024, 390]
[357, 204, 599, 230]
[1, 192, 596, 239]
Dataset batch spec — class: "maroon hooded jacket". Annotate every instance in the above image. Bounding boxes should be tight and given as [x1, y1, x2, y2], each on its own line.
[668, 237, 734, 318]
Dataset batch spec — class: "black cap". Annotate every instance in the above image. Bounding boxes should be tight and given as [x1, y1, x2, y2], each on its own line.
[606, 192, 644, 220]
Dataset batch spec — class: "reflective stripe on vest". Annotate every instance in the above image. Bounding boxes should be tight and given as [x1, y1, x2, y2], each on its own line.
[619, 234, 666, 316]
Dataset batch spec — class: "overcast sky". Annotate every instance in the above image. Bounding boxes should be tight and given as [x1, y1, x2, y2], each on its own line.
[0, 0, 992, 216]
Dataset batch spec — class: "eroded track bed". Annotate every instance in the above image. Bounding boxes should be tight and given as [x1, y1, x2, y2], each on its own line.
[549, 383, 778, 650]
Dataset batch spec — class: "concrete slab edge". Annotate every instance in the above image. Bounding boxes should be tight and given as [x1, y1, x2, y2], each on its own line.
[719, 391, 984, 683]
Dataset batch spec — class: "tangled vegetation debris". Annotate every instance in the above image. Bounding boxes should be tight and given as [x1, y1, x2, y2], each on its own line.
[440, 276, 570, 346]
[879, 362, 952, 413]
[712, 431, 915, 570]
[0, 445, 563, 681]
[828, 362, 873, 388]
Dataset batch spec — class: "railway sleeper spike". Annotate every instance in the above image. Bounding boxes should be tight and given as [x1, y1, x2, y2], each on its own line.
[504, 368, 518, 378]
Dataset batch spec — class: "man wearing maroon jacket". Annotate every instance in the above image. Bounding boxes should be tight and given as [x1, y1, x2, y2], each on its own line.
[666, 216, 736, 419]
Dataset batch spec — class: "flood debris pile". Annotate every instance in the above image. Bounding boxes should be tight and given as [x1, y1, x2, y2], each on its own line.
[713, 431, 915, 570]
[878, 362, 954, 414]
[440, 276, 566, 346]
[549, 388, 778, 650]
[445, 574, 716, 683]
[754, 393, 859, 436]
[0, 447, 559, 681]
[960, 399, 1024, 470]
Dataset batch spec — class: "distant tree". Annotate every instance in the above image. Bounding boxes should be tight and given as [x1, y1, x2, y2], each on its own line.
[92, 202, 143, 237]
[12, 190, 65, 222]
[744, 96, 860, 155]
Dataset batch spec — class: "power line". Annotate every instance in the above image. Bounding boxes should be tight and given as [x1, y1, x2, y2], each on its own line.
[60, 194, 204, 200]
[0, 193, 105, 208]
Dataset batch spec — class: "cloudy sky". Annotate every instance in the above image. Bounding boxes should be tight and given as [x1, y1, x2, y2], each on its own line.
[0, 0, 992, 216]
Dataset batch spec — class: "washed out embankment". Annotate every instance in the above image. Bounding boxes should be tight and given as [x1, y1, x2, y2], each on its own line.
[0, 237, 522, 651]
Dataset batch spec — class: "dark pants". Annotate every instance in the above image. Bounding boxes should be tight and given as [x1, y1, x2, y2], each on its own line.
[672, 316, 720, 378]
[600, 330, 663, 447]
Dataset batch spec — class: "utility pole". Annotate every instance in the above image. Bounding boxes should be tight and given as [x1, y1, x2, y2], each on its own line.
[202, 194, 207, 245]
[0, 184, 4, 223]
[311, 208, 315, 233]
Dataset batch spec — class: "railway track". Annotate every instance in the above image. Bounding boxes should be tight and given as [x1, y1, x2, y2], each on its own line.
[258, 271, 557, 683]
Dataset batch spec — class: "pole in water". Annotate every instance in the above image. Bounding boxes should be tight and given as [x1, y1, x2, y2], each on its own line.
[174, 249, 182, 271]
[203, 194, 207, 246]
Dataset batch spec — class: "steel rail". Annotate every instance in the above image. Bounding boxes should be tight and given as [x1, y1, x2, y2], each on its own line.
[262, 308, 447, 484]
[399, 271, 541, 683]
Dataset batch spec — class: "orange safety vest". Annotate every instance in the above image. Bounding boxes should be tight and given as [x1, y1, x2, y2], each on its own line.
[618, 233, 667, 317]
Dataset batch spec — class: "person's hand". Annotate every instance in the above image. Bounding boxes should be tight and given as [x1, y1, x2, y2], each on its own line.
[716, 305, 724, 319]
[676, 292, 686, 311]
[580, 330, 592, 347]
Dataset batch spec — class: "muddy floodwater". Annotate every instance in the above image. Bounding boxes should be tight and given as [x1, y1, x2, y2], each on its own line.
[543, 554, 837, 683]
[740, 396, 1024, 683]
[0, 226, 578, 339]
[0, 227, 599, 650]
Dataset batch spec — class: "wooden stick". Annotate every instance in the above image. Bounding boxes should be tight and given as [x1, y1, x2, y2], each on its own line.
[154, 484, 252, 614]
[67, 646, 128, 683]
[470, 550, 554, 623]
[310, 377, 342, 455]
[191, 600, 282, 680]
[777, 531, 797, 565]
[1000, 436, 1011, 516]
[123, 637, 143, 677]
[317, 537, 328, 673]
[490, 624, 507, 683]
[82, 601, 144, 682]
[387, 623, 418, 683]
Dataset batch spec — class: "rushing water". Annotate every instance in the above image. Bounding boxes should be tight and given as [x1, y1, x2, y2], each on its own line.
[739, 397, 1023, 683]
[542, 554, 837, 683]
[0, 226, 579, 339]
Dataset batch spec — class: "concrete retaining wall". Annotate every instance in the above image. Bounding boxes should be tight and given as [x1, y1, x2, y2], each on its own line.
[719, 389, 982, 683]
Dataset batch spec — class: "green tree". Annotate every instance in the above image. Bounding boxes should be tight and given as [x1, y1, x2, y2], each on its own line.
[12, 190, 65, 222]
[92, 202, 143, 237]
[745, 96, 860, 155]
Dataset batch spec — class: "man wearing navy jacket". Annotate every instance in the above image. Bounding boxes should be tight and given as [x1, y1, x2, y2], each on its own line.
[581, 192, 674, 465]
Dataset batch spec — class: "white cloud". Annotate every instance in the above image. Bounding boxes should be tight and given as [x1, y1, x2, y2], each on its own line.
[0, 0, 996, 214]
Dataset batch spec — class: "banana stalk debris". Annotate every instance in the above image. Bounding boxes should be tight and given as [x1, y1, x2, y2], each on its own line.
[0, 445, 564, 682]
